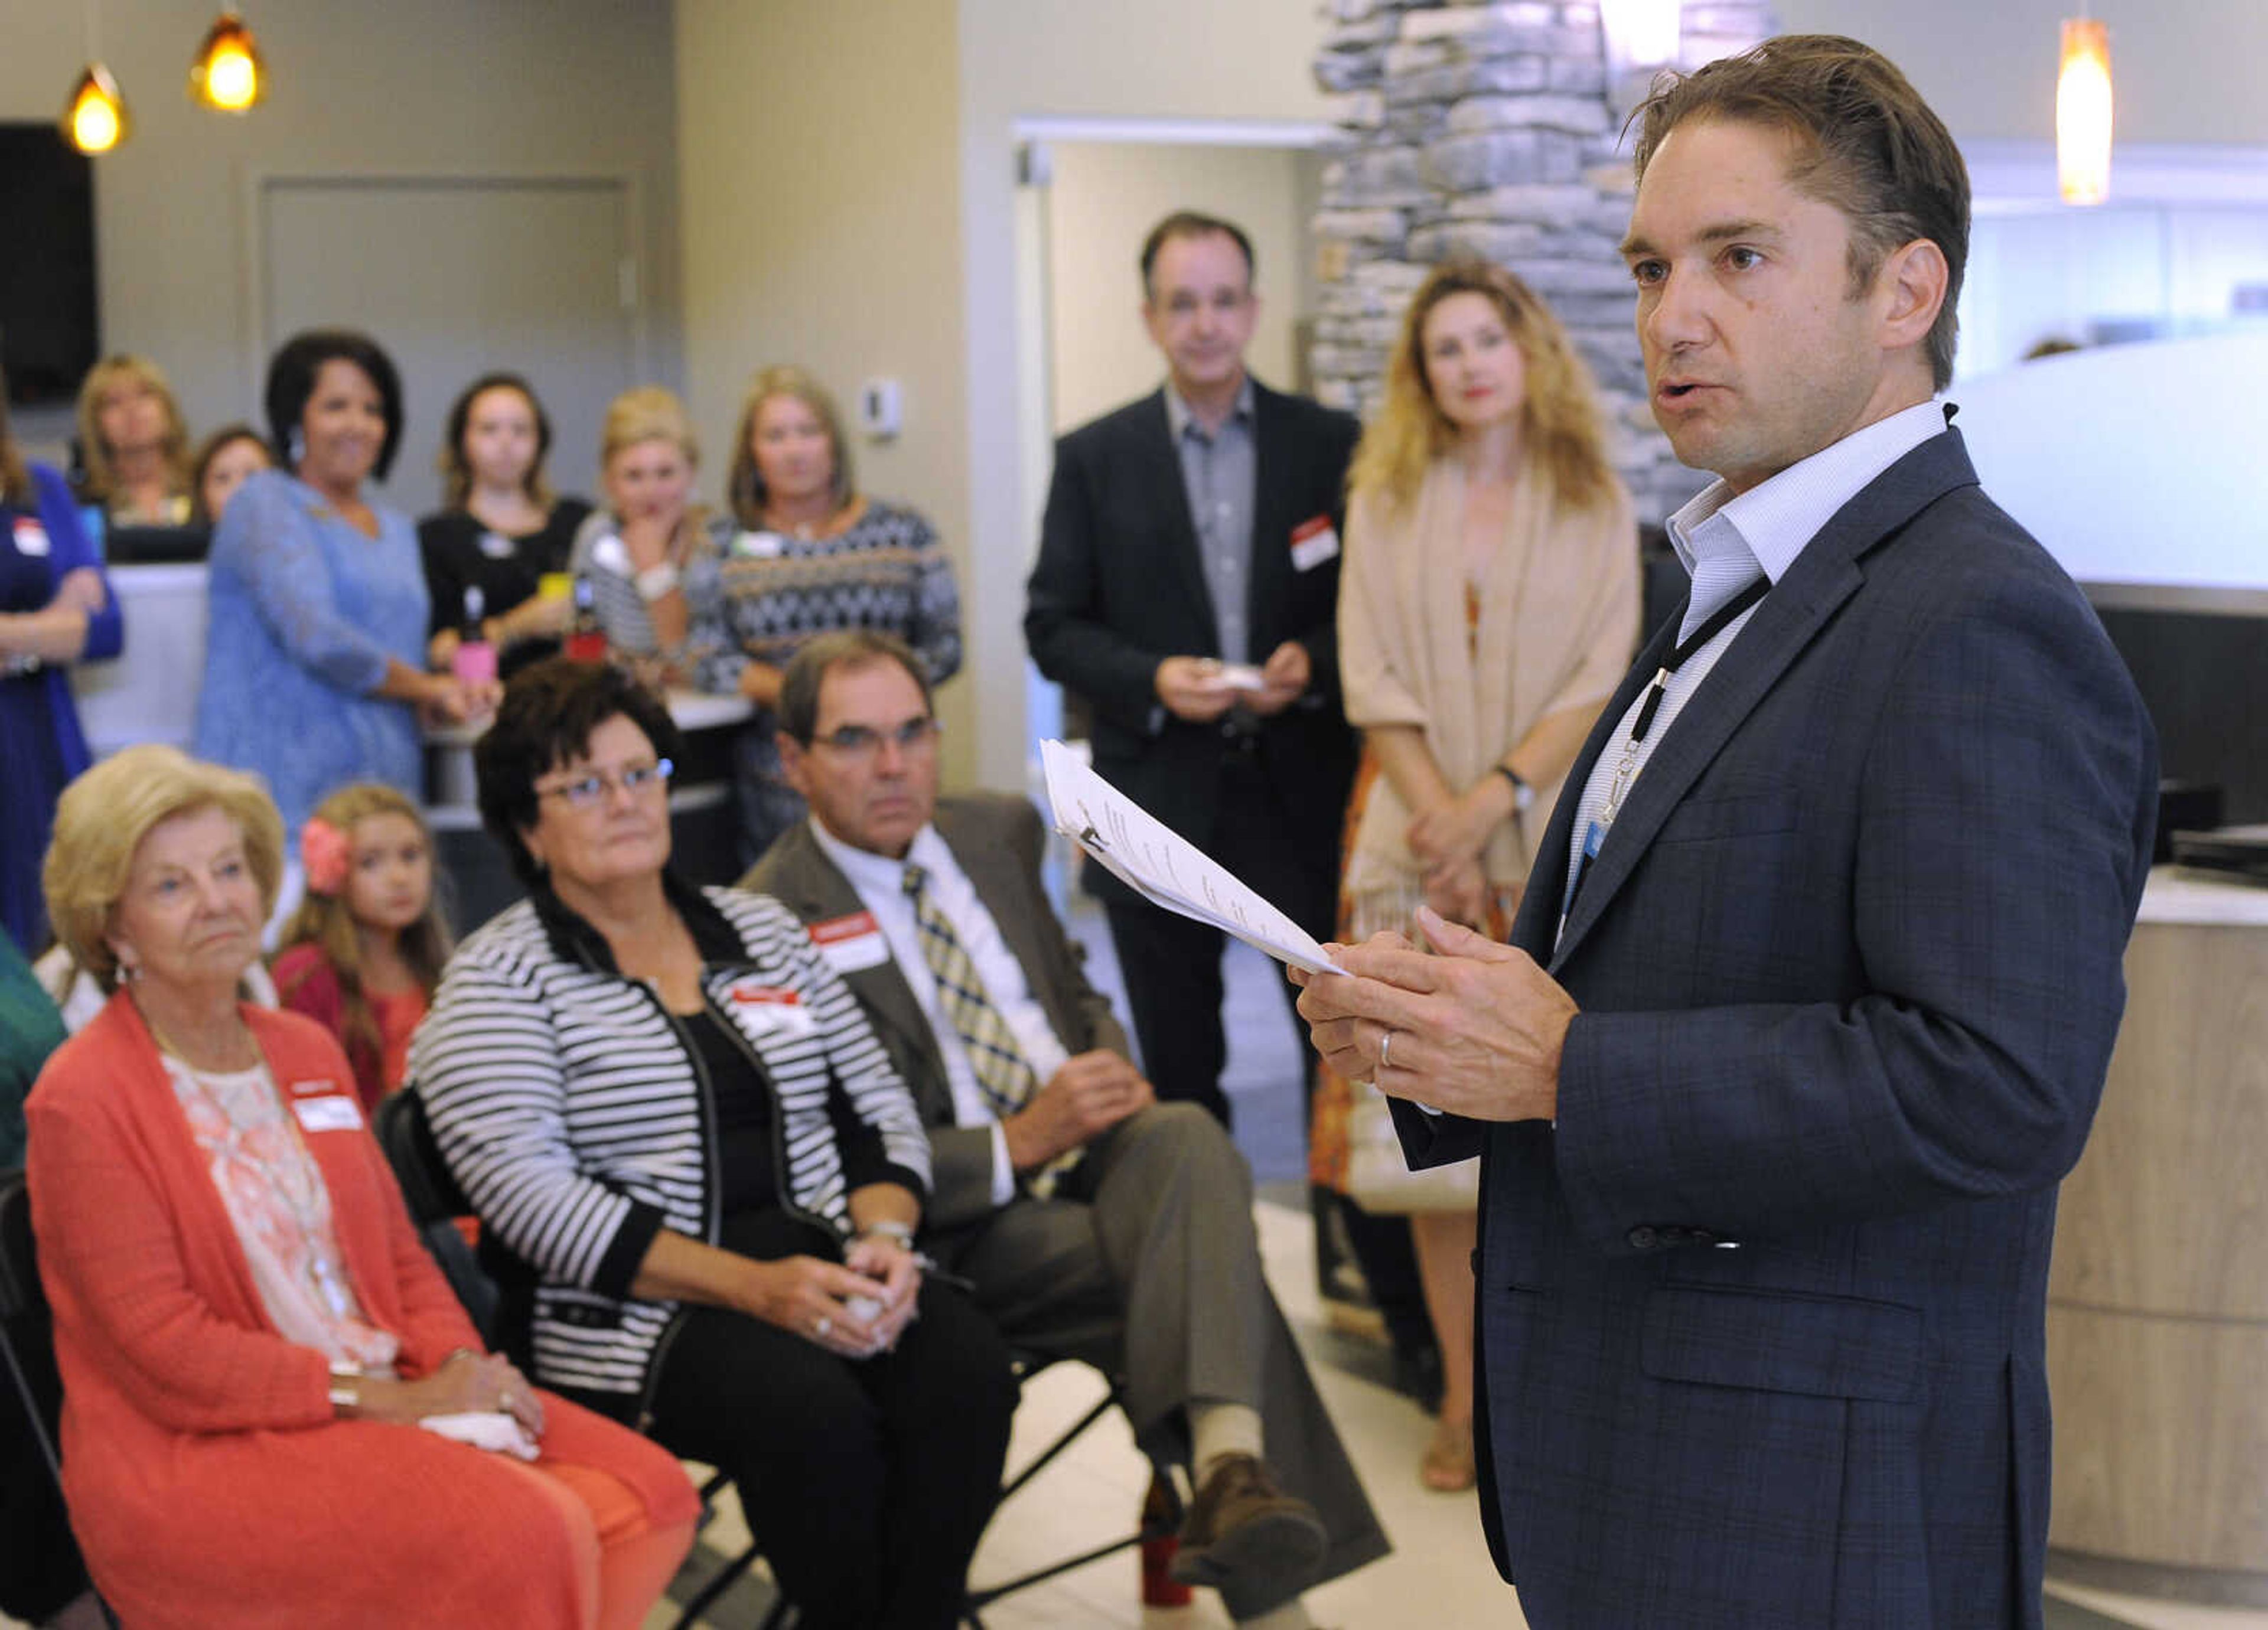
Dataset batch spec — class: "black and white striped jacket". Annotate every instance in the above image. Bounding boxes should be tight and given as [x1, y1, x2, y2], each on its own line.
[410, 877, 930, 1401]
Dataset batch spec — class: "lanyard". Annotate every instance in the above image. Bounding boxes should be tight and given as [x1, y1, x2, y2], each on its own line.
[1560, 573, 1770, 934]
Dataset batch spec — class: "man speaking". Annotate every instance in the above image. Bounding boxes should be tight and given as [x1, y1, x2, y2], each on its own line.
[1296, 35, 2157, 1630]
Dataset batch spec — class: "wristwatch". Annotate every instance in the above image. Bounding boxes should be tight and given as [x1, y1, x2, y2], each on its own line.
[1495, 763, 1534, 812]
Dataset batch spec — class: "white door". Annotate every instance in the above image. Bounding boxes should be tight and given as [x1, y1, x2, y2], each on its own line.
[256, 174, 642, 516]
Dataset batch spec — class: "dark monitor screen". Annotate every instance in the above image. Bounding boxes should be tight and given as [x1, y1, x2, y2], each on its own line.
[0, 124, 99, 407]
[105, 523, 212, 565]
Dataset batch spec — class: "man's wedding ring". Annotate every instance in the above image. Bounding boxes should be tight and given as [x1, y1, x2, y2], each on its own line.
[816, 1316, 833, 1338]
[1379, 1030, 1393, 1072]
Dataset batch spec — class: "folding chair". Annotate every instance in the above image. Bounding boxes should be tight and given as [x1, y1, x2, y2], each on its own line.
[959, 1349, 1183, 1629]
[373, 1093, 787, 1629]
[0, 1170, 118, 1629]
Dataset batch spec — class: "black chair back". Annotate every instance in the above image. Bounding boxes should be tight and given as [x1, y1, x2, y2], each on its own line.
[372, 1093, 502, 1348]
[0, 1170, 109, 1624]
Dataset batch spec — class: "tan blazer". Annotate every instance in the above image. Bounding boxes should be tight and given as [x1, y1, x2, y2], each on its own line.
[1338, 455, 1639, 894]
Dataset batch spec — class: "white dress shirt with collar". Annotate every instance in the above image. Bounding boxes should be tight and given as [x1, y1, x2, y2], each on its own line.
[1553, 399, 1950, 932]
[807, 817, 1073, 1206]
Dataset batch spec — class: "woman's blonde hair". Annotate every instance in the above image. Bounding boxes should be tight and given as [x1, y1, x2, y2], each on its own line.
[43, 745, 285, 993]
[726, 366, 856, 527]
[599, 386, 712, 560]
[278, 783, 453, 1069]
[75, 354, 193, 508]
[1347, 258, 1617, 516]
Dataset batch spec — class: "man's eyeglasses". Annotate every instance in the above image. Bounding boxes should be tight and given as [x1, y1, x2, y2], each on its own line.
[810, 718, 940, 759]
[537, 758, 674, 809]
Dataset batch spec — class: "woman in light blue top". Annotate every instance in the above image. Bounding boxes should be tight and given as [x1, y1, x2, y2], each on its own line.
[195, 331, 492, 836]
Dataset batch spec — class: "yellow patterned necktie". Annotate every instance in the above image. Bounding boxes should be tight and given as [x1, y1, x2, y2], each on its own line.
[902, 863, 1038, 1117]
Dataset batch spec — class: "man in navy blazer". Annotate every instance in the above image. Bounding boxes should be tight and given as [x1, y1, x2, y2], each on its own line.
[1025, 211, 1360, 1130]
[1298, 37, 2158, 1630]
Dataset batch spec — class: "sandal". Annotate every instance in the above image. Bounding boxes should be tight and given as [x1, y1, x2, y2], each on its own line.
[1420, 1414, 1476, 1492]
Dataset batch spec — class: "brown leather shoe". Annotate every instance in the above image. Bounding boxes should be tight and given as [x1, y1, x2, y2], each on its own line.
[1170, 1453, 1329, 1613]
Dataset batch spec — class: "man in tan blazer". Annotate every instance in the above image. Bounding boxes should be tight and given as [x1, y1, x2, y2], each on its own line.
[742, 632, 1384, 1630]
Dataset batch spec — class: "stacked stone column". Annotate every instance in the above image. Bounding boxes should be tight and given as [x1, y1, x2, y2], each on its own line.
[1311, 1, 1777, 522]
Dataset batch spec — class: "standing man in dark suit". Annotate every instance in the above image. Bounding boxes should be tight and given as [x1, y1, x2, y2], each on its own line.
[1025, 210, 1360, 1129]
[1298, 37, 2157, 1630]
[744, 632, 1387, 1630]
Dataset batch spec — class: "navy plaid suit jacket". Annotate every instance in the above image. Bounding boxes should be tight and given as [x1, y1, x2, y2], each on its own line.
[1395, 429, 2158, 1629]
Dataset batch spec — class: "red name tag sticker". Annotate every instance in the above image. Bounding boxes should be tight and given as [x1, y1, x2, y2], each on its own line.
[729, 983, 801, 1006]
[12, 516, 51, 558]
[809, 911, 891, 973]
[286, 1077, 341, 1098]
[292, 1096, 364, 1134]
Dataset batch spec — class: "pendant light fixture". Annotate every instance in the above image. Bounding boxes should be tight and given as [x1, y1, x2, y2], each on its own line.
[190, 9, 266, 113]
[61, 0, 128, 155]
[2057, 15, 2113, 206]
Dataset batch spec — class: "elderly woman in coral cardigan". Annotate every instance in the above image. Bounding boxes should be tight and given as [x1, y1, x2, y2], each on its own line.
[25, 745, 698, 1629]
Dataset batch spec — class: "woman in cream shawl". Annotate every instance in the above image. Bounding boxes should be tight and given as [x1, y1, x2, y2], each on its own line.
[1329, 258, 1638, 1489]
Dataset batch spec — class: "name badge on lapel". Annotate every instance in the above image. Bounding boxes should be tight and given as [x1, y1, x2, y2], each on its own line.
[12, 516, 51, 558]
[726, 979, 817, 1038]
[478, 530, 517, 559]
[1289, 515, 1340, 572]
[291, 1094, 365, 1134]
[808, 911, 890, 973]
[731, 529, 786, 559]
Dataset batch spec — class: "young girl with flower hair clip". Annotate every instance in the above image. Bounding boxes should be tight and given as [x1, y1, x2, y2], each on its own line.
[272, 783, 453, 1111]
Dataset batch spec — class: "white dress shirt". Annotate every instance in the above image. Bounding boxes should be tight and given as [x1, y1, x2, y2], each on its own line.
[809, 818, 1074, 1205]
[1553, 400, 1950, 936]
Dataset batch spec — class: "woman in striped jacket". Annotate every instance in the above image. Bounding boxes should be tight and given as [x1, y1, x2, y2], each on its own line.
[413, 657, 1016, 1630]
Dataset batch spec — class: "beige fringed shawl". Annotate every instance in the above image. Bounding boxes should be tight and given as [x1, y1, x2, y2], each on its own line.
[1338, 454, 1640, 895]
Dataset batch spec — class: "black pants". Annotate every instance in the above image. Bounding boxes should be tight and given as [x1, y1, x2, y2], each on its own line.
[1103, 751, 1338, 1129]
[1103, 750, 1435, 1369]
[644, 1212, 1018, 1630]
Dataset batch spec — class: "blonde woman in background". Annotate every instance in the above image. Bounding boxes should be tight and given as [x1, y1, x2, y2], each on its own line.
[568, 386, 729, 682]
[698, 366, 962, 860]
[74, 353, 194, 529]
[1324, 258, 1638, 1490]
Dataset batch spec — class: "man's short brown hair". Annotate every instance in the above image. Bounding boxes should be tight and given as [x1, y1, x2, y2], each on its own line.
[778, 631, 933, 745]
[1139, 211, 1256, 300]
[1632, 34, 1970, 391]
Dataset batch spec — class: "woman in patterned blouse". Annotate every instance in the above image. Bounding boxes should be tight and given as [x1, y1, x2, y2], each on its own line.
[695, 367, 963, 862]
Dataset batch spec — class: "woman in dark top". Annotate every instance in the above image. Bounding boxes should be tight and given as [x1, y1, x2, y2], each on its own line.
[419, 374, 593, 676]
[1, 367, 121, 955]
[413, 657, 1015, 1630]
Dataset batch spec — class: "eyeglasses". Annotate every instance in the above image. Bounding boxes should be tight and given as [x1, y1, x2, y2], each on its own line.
[810, 718, 940, 759]
[536, 758, 674, 809]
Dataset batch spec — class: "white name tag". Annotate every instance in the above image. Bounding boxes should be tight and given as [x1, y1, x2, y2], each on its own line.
[478, 530, 517, 559]
[1289, 516, 1340, 572]
[589, 533, 630, 573]
[731, 529, 785, 559]
[12, 517, 51, 558]
[809, 911, 891, 973]
[726, 979, 818, 1037]
[292, 1094, 365, 1133]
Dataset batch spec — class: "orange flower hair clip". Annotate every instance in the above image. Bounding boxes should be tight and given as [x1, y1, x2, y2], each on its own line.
[301, 817, 351, 896]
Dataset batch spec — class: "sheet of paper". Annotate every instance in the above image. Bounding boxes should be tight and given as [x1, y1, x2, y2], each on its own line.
[1040, 739, 1344, 976]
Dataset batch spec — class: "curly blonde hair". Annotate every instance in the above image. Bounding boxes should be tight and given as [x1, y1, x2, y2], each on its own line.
[43, 746, 284, 993]
[1347, 259, 1616, 516]
[277, 783, 452, 1069]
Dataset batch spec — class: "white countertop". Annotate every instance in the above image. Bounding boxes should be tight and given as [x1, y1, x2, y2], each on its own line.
[425, 687, 752, 748]
[2136, 865, 2268, 927]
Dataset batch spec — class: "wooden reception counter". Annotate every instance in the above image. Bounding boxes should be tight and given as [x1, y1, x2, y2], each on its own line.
[2047, 868, 2268, 1605]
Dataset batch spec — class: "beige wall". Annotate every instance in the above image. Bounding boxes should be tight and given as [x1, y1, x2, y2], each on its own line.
[1044, 141, 1314, 438]
[1773, 0, 2268, 146]
[0, 0, 682, 455]
[673, 0, 975, 778]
